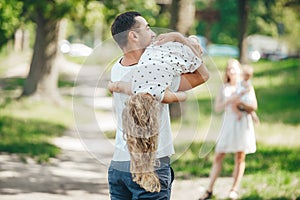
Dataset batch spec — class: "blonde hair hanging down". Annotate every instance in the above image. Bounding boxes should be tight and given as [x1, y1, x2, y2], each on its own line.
[122, 93, 161, 192]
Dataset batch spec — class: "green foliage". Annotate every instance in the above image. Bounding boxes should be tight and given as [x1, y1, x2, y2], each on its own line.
[0, 0, 94, 48]
[66, 1, 104, 45]
[21, 0, 77, 21]
[101, 0, 160, 27]
[0, 0, 23, 48]
[195, 0, 300, 50]
[100, 0, 170, 39]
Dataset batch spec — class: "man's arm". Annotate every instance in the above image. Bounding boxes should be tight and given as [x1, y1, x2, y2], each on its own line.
[177, 63, 210, 91]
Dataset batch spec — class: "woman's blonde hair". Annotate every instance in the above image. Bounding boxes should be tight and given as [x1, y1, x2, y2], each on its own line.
[122, 93, 161, 192]
[224, 58, 241, 83]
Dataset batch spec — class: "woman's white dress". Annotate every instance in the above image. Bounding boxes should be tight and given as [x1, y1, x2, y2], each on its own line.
[215, 84, 256, 154]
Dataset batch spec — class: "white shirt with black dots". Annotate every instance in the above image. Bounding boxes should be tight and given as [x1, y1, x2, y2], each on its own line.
[131, 41, 203, 101]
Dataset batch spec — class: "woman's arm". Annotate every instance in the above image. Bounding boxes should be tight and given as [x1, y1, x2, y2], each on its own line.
[108, 81, 132, 95]
[214, 87, 239, 113]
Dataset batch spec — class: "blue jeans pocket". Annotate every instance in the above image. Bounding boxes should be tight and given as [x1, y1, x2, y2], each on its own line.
[156, 165, 172, 190]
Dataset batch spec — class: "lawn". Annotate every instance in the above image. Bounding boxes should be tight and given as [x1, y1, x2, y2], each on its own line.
[0, 52, 74, 163]
[171, 57, 300, 199]
[0, 52, 299, 198]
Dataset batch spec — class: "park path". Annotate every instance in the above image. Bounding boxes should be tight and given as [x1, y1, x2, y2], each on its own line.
[0, 59, 233, 200]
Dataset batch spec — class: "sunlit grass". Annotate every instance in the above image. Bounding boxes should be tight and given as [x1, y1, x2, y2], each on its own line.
[0, 52, 74, 162]
[172, 57, 300, 199]
[172, 142, 300, 199]
[0, 97, 73, 163]
[242, 172, 300, 200]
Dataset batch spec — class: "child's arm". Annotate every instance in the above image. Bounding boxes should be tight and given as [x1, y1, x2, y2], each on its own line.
[154, 32, 203, 58]
[108, 81, 132, 95]
[161, 87, 187, 103]
[237, 86, 257, 113]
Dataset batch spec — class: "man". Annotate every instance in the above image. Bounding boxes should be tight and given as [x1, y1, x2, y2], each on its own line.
[108, 11, 209, 200]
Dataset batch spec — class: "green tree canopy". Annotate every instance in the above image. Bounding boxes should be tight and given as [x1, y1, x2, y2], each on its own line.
[195, 0, 300, 51]
[0, 0, 23, 48]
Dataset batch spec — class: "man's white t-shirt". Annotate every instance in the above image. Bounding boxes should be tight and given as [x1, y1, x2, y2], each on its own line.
[110, 59, 180, 161]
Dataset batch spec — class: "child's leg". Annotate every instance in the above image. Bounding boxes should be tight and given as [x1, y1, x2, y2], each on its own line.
[251, 111, 260, 125]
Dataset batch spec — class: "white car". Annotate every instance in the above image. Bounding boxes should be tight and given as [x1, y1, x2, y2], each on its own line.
[60, 40, 93, 57]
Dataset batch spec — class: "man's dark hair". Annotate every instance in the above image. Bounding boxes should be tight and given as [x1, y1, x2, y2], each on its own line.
[111, 11, 142, 48]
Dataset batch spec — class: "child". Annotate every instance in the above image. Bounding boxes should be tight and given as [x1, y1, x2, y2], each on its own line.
[232, 65, 260, 124]
[109, 35, 204, 192]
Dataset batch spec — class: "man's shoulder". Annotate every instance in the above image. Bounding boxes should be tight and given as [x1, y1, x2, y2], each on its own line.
[111, 58, 122, 70]
[111, 58, 136, 81]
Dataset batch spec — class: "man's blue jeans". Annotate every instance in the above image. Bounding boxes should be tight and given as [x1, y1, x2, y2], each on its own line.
[108, 159, 174, 200]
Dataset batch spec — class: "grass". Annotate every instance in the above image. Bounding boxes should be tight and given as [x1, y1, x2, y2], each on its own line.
[0, 96, 73, 163]
[0, 51, 299, 198]
[172, 142, 300, 199]
[0, 52, 74, 162]
[174, 58, 300, 134]
[171, 57, 300, 199]
[0, 115, 64, 163]
[172, 142, 300, 177]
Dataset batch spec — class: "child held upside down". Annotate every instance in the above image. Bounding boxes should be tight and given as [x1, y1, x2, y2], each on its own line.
[108, 34, 205, 192]
[232, 65, 260, 124]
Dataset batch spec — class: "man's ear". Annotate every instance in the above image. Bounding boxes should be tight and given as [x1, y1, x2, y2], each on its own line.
[128, 31, 138, 41]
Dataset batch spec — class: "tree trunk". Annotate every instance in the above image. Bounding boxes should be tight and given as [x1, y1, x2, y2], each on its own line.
[169, 0, 195, 119]
[14, 28, 30, 52]
[14, 28, 23, 52]
[170, 0, 195, 35]
[169, 0, 179, 31]
[238, 0, 249, 64]
[22, 12, 61, 102]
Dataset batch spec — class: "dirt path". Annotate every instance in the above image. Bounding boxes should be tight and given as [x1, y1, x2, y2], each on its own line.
[0, 134, 233, 200]
[0, 59, 233, 200]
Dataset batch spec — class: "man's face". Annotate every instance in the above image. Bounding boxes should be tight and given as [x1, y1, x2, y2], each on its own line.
[132, 16, 156, 49]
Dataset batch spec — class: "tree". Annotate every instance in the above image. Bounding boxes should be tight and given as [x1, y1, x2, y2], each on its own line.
[19, 0, 85, 102]
[170, 0, 196, 35]
[3, 0, 166, 103]
[101, 0, 160, 39]
[238, 0, 249, 64]
[169, 0, 196, 119]
[0, 0, 23, 50]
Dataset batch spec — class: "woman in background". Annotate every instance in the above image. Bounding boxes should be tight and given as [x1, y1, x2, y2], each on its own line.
[199, 59, 258, 200]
